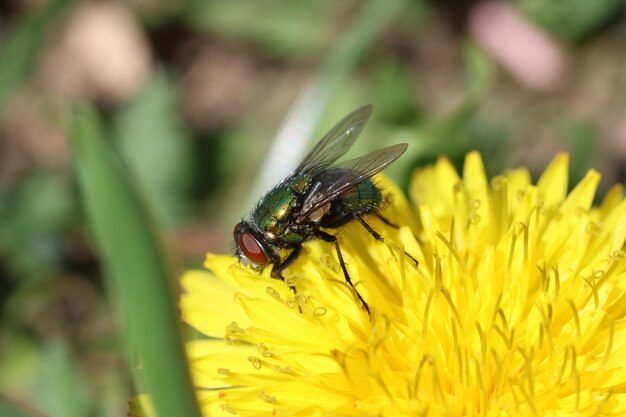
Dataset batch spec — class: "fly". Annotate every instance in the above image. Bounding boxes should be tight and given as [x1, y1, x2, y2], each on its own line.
[233, 105, 417, 315]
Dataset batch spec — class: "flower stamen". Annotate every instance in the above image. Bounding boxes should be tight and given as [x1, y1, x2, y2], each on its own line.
[507, 228, 517, 272]
[441, 288, 461, 325]
[583, 274, 600, 309]
[490, 348, 504, 397]
[422, 289, 434, 341]
[257, 343, 276, 358]
[248, 356, 263, 370]
[475, 322, 487, 364]
[451, 318, 463, 383]
[517, 347, 535, 395]
[566, 299, 582, 342]
[434, 254, 443, 293]
[552, 266, 561, 302]
[493, 323, 512, 351]
[220, 404, 237, 414]
[612, 249, 626, 261]
[603, 319, 615, 367]
[313, 306, 327, 316]
[436, 231, 467, 274]
[410, 354, 434, 401]
[515, 377, 538, 417]
[259, 391, 277, 404]
[538, 263, 548, 293]
[266, 287, 282, 302]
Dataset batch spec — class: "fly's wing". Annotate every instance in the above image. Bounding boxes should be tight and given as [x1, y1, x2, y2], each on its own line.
[299, 143, 408, 217]
[291, 105, 372, 178]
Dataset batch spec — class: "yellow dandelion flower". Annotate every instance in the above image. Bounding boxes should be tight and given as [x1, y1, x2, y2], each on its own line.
[132, 152, 626, 417]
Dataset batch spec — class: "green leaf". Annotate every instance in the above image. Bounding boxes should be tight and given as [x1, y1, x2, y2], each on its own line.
[69, 106, 201, 417]
[32, 341, 90, 417]
[519, 0, 623, 42]
[114, 71, 194, 228]
[0, 0, 74, 116]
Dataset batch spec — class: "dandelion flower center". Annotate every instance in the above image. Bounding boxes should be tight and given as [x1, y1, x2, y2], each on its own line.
[133, 152, 626, 417]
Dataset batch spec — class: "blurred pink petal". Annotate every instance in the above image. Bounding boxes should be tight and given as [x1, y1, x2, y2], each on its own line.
[469, 1, 568, 92]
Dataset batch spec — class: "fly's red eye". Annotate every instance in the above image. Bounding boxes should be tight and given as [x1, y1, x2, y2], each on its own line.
[237, 230, 268, 266]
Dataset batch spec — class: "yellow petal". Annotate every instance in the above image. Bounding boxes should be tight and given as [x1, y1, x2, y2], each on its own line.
[560, 169, 601, 214]
[537, 153, 569, 208]
[180, 269, 251, 337]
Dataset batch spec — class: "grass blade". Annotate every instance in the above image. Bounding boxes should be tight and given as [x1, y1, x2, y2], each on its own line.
[69, 106, 201, 417]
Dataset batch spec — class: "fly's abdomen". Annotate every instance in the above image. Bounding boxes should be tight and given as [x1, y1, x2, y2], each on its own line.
[338, 178, 382, 215]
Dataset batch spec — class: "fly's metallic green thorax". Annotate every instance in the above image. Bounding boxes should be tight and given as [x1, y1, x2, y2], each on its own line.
[289, 174, 311, 194]
[233, 105, 414, 316]
[252, 174, 313, 244]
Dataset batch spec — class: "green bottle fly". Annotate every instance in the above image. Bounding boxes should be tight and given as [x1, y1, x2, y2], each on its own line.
[233, 105, 417, 316]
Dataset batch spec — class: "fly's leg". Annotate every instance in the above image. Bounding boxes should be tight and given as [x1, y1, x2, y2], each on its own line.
[315, 230, 370, 316]
[271, 245, 302, 294]
[354, 214, 419, 268]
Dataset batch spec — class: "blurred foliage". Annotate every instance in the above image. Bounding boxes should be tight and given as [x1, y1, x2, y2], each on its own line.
[0, 401, 38, 417]
[519, 0, 625, 42]
[0, 173, 76, 281]
[0, 0, 624, 416]
[114, 71, 194, 229]
[0, 0, 75, 115]
[186, 0, 337, 58]
[32, 341, 90, 417]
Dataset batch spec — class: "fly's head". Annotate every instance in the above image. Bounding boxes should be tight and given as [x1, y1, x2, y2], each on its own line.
[233, 221, 275, 270]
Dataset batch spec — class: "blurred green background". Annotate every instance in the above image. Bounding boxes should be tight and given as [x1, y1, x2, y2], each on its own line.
[1, 0, 626, 415]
